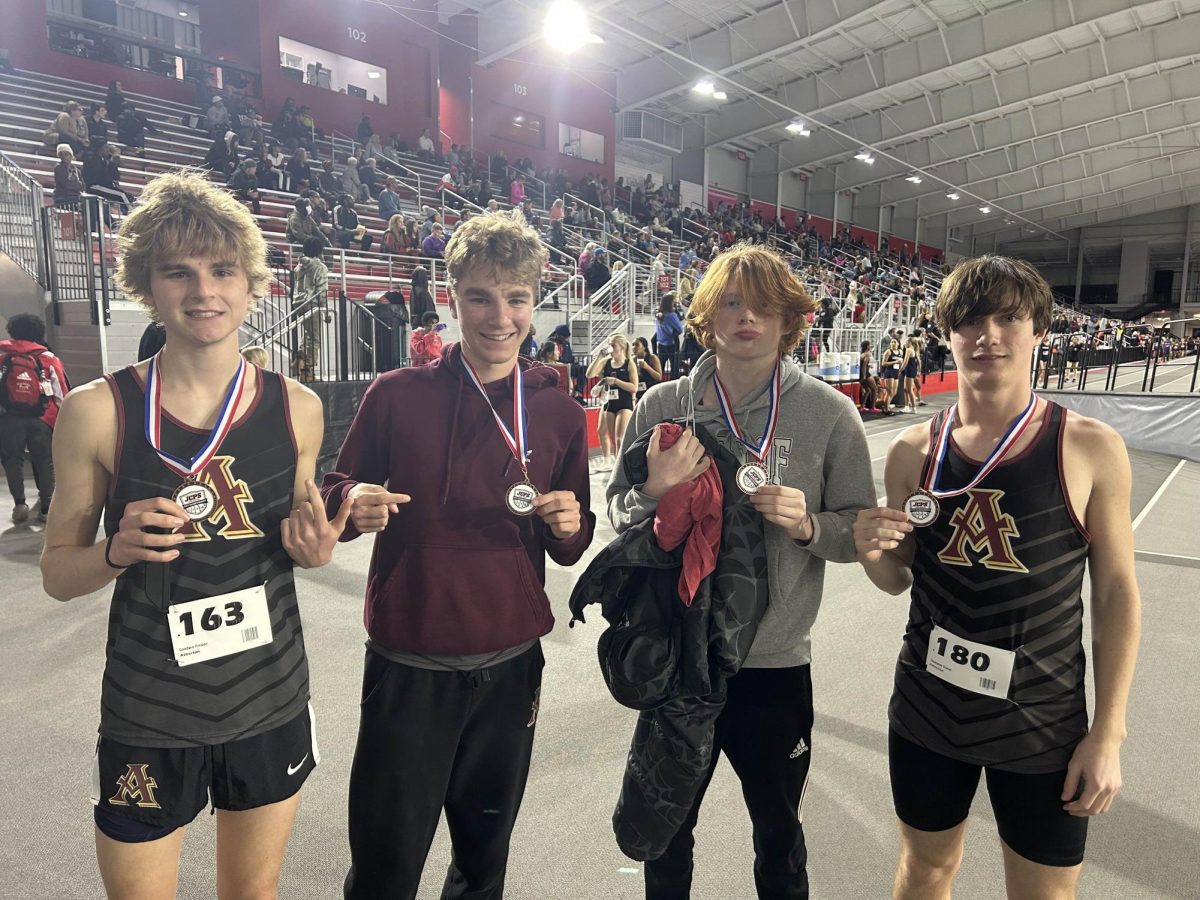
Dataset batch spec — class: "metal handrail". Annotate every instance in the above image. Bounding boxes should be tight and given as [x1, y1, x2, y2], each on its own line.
[0, 149, 48, 286]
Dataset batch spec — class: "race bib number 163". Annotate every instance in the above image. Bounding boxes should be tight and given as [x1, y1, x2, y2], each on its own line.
[168, 584, 273, 667]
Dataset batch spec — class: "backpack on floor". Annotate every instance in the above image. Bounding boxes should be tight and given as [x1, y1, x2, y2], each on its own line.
[0, 351, 50, 416]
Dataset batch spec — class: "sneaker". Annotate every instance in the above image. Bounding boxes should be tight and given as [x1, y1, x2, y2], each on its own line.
[35, 508, 48, 523]
[12, 503, 29, 524]
[918, 400, 928, 406]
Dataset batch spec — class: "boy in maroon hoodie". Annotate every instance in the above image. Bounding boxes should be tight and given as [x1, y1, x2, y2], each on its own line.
[1, 313, 69, 522]
[322, 209, 594, 899]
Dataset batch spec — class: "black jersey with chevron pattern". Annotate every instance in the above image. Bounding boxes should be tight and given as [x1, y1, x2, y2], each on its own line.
[889, 401, 1091, 774]
[99, 365, 308, 748]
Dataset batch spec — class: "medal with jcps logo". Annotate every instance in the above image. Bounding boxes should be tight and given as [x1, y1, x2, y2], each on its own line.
[713, 360, 782, 495]
[461, 354, 539, 516]
[145, 352, 247, 522]
[904, 394, 1038, 527]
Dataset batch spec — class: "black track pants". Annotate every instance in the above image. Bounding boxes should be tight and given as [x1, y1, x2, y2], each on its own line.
[644, 665, 814, 900]
[344, 643, 544, 900]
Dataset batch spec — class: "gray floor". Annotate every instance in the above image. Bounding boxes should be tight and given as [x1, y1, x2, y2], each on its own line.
[1, 392, 1197, 900]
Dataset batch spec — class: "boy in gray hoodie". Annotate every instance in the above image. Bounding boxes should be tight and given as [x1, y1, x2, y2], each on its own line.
[606, 243, 876, 899]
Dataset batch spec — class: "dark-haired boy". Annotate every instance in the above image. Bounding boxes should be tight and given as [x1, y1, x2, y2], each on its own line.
[854, 255, 1140, 898]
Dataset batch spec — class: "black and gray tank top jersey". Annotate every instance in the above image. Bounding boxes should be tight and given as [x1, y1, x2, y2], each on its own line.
[100, 365, 308, 748]
[889, 401, 1091, 773]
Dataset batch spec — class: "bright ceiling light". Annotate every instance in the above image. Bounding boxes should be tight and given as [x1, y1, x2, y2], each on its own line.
[946, 192, 959, 200]
[979, 206, 991, 214]
[367, 71, 381, 79]
[905, 175, 922, 184]
[693, 80, 716, 95]
[854, 151, 875, 163]
[543, 0, 599, 52]
[178, 9, 188, 15]
[712, 90, 727, 100]
[786, 121, 810, 135]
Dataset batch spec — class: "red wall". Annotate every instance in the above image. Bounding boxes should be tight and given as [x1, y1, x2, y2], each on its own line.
[806, 215, 834, 239]
[7, 0, 194, 106]
[256, 0, 438, 145]
[438, 16, 475, 151]
[199, 3, 262, 74]
[471, 52, 616, 183]
[886, 236, 916, 256]
[919, 243, 943, 261]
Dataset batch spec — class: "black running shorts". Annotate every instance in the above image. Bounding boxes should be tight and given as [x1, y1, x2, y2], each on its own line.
[889, 729, 1088, 867]
[92, 703, 318, 842]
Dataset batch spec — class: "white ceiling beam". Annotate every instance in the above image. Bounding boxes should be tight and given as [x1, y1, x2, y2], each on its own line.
[705, 1, 1191, 148]
[614, 0, 890, 112]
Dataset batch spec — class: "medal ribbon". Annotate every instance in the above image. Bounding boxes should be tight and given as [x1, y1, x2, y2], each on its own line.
[923, 394, 1038, 499]
[144, 352, 247, 479]
[461, 354, 529, 476]
[712, 360, 782, 465]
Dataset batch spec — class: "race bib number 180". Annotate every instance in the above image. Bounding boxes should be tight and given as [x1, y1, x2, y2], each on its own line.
[168, 584, 273, 667]
[925, 623, 1015, 700]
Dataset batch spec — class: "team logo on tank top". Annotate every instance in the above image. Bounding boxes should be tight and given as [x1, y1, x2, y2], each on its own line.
[935, 488, 1028, 573]
[176, 455, 264, 542]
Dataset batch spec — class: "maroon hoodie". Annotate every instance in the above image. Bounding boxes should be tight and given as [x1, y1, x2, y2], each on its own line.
[321, 342, 595, 655]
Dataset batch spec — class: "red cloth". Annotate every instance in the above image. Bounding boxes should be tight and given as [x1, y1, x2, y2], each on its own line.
[652, 423, 724, 607]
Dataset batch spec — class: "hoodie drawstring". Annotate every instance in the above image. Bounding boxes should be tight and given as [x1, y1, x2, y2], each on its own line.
[442, 362, 465, 506]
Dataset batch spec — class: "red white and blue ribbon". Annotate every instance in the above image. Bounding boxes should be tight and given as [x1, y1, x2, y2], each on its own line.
[144, 352, 247, 479]
[461, 353, 530, 475]
[924, 394, 1038, 498]
[712, 359, 782, 465]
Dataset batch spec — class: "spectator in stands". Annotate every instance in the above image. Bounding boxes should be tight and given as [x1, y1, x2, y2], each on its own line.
[296, 105, 320, 144]
[408, 266, 435, 323]
[578, 241, 596, 274]
[584, 246, 611, 296]
[382, 214, 412, 255]
[360, 158, 382, 198]
[419, 208, 441, 240]
[333, 195, 373, 252]
[377, 177, 402, 219]
[815, 294, 838, 351]
[85, 103, 109, 154]
[262, 141, 287, 191]
[341, 157, 368, 203]
[105, 80, 127, 119]
[421, 223, 447, 259]
[206, 96, 230, 138]
[446, 143, 461, 169]
[1, 313, 68, 524]
[286, 147, 313, 194]
[417, 127, 436, 161]
[42, 101, 86, 159]
[115, 104, 148, 157]
[292, 236, 330, 382]
[228, 158, 263, 216]
[204, 131, 239, 177]
[286, 196, 329, 249]
[52, 145, 84, 205]
[510, 174, 525, 206]
[549, 198, 565, 225]
[82, 144, 132, 217]
[362, 133, 384, 163]
[274, 97, 299, 146]
[520, 323, 538, 359]
[654, 292, 684, 378]
[304, 190, 331, 230]
[409, 310, 444, 364]
[521, 199, 539, 228]
[548, 219, 568, 254]
[317, 158, 340, 201]
[357, 115, 374, 148]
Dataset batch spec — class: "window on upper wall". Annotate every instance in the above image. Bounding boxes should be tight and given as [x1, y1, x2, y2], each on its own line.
[278, 36, 387, 104]
[559, 124, 605, 164]
[492, 106, 544, 149]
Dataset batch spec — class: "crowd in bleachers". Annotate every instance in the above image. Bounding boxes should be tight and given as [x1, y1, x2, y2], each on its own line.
[13, 65, 1197, 406]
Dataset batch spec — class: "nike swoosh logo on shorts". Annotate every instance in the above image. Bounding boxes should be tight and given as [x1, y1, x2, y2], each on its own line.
[286, 754, 308, 776]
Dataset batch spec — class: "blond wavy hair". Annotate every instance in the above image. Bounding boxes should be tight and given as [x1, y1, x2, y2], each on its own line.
[115, 170, 269, 321]
[443, 208, 548, 295]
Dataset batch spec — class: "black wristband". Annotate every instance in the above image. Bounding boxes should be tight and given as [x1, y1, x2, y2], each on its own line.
[104, 534, 128, 570]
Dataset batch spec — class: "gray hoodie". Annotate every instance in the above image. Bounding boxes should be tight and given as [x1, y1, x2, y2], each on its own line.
[606, 351, 876, 668]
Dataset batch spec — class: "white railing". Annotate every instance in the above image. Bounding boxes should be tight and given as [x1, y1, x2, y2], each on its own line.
[0, 150, 48, 285]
